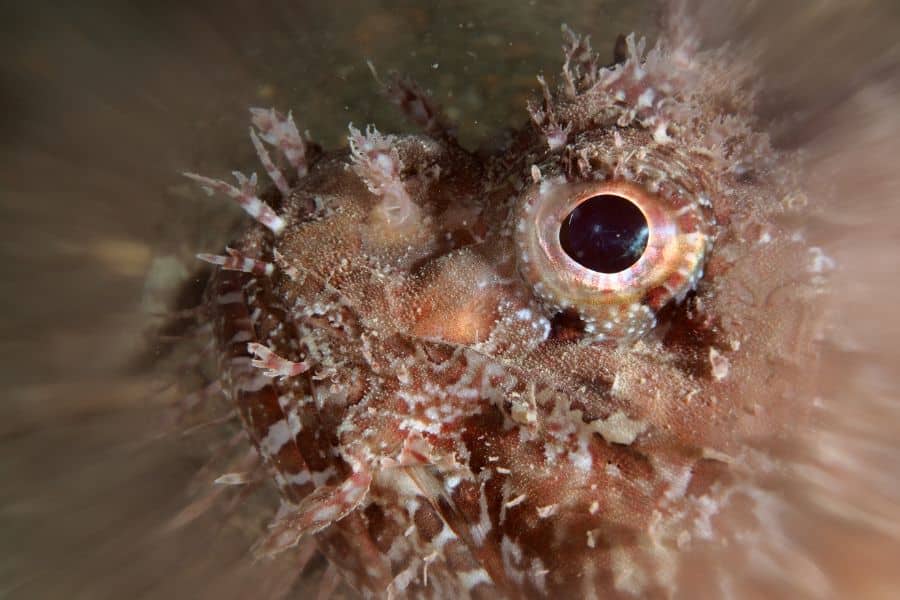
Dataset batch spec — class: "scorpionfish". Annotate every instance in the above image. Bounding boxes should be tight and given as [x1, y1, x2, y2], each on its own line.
[180, 10, 829, 600]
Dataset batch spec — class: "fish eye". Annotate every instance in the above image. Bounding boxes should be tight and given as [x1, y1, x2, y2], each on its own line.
[516, 178, 711, 342]
[558, 193, 649, 274]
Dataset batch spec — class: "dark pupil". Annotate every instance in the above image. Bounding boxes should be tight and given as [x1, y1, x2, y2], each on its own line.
[559, 194, 649, 273]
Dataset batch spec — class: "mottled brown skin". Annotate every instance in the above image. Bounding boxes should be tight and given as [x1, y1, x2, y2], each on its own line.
[191, 18, 827, 600]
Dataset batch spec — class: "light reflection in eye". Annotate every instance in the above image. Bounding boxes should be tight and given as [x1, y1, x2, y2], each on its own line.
[515, 179, 711, 342]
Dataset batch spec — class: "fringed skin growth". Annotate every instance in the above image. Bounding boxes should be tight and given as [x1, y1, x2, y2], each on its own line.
[178, 8, 831, 600]
[348, 124, 422, 233]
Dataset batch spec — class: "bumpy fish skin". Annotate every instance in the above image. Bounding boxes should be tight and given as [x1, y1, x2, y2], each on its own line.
[186, 12, 829, 600]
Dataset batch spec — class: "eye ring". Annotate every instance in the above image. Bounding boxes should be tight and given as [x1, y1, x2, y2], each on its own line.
[515, 178, 711, 341]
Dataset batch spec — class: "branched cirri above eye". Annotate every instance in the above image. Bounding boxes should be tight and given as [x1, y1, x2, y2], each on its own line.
[516, 177, 711, 342]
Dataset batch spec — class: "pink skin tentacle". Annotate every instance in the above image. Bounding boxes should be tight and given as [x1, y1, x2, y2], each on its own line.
[196, 247, 276, 277]
[249, 107, 309, 179]
[249, 127, 291, 197]
[247, 342, 309, 380]
[183, 171, 286, 235]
